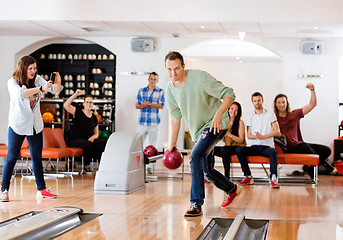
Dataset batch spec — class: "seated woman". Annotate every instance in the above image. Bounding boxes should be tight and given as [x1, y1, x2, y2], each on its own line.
[214, 101, 246, 179]
[274, 83, 336, 178]
[64, 89, 105, 174]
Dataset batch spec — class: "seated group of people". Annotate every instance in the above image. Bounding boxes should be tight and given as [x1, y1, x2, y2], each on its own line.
[214, 83, 336, 188]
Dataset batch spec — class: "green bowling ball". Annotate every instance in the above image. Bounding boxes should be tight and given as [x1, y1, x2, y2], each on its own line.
[100, 129, 111, 139]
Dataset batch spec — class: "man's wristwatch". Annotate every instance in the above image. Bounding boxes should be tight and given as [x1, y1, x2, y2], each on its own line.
[148, 103, 151, 108]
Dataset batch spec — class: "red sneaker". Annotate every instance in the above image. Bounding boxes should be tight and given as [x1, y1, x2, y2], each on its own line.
[270, 180, 280, 189]
[39, 189, 58, 199]
[204, 177, 211, 183]
[238, 176, 254, 185]
[221, 185, 242, 208]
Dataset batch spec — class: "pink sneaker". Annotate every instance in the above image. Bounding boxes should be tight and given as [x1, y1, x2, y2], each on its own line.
[39, 189, 58, 199]
[238, 176, 254, 185]
[221, 185, 242, 208]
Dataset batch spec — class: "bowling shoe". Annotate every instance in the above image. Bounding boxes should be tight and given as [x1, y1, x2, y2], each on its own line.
[238, 176, 254, 185]
[0, 190, 9, 202]
[270, 174, 280, 189]
[184, 203, 202, 217]
[221, 185, 242, 208]
[84, 167, 93, 174]
[39, 189, 58, 199]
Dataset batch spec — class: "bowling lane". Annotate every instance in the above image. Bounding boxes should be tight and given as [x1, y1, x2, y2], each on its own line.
[1, 172, 343, 239]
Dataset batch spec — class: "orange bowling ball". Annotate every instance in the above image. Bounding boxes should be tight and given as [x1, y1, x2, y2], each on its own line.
[94, 113, 102, 123]
[42, 112, 54, 123]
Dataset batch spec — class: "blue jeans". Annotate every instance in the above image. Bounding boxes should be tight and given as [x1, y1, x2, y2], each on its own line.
[236, 145, 278, 177]
[1, 127, 46, 191]
[189, 128, 236, 206]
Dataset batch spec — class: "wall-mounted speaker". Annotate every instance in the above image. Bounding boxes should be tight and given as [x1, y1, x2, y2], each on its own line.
[131, 38, 154, 52]
[300, 40, 323, 55]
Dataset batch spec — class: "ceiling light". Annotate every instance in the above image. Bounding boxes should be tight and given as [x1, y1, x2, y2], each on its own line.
[314, 26, 319, 30]
[239, 32, 246, 41]
[200, 25, 205, 29]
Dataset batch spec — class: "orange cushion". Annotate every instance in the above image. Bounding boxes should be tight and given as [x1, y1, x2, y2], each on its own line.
[68, 147, 83, 157]
[0, 146, 7, 157]
[21, 147, 71, 159]
[230, 153, 319, 166]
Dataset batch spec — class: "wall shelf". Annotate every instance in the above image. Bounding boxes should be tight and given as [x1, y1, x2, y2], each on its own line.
[31, 43, 116, 143]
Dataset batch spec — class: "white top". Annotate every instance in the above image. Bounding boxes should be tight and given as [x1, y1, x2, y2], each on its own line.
[7, 75, 62, 136]
[246, 108, 277, 148]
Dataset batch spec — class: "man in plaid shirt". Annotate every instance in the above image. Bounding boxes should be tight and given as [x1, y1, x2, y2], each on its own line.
[136, 72, 165, 148]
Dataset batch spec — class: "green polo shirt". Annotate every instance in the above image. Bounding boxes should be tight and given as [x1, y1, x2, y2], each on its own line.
[165, 70, 235, 141]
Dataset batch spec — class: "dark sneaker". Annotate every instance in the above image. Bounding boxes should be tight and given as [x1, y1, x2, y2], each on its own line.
[221, 185, 242, 208]
[238, 176, 254, 185]
[184, 203, 202, 217]
[0, 190, 9, 202]
[84, 167, 93, 174]
[286, 170, 305, 176]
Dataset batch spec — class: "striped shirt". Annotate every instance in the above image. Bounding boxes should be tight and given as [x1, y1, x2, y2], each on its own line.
[136, 86, 165, 126]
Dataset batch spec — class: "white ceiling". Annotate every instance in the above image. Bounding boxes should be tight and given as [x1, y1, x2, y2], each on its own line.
[1, 20, 343, 39]
[1, 0, 343, 40]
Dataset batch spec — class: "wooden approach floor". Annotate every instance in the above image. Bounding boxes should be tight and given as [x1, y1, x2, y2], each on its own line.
[0, 169, 343, 239]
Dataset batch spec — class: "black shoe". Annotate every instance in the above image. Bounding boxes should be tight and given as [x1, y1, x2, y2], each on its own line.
[184, 203, 202, 217]
[286, 170, 305, 176]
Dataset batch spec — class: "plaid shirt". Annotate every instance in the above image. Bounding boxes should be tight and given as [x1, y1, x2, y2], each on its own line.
[136, 86, 165, 126]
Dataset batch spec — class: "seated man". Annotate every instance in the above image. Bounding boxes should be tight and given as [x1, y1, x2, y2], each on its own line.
[236, 92, 281, 188]
[274, 83, 336, 178]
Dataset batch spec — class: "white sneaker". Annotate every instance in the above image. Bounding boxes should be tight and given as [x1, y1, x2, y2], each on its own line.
[0, 190, 9, 202]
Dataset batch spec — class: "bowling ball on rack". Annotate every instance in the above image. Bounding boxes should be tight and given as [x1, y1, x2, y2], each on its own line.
[94, 113, 102, 123]
[42, 112, 54, 123]
[100, 129, 111, 139]
[144, 145, 159, 158]
[163, 149, 182, 170]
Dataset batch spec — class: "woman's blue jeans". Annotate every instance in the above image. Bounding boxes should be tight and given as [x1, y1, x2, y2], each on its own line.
[1, 127, 46, 192]
[189, 128, 236, 206]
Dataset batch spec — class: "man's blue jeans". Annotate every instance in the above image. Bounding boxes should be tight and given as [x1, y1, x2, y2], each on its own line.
[1, 127, 46, 192]
[236, 145, 278, 177]
[189, 128, 236, 206]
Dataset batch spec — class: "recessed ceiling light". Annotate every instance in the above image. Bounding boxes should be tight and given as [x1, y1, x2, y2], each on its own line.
[200, 25, 205, 29]
[314, 26, 319, 30]
[236, 57, 240, 60]
[239, 32, 246, 41]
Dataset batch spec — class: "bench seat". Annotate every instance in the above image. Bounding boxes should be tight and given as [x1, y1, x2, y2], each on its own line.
[229, 144, 320, 184]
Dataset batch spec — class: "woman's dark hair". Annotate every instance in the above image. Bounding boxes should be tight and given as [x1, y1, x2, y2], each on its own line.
[84, 94, 94, 101]
[230, 101, 242, 136]
[13, 56, 37, 88]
